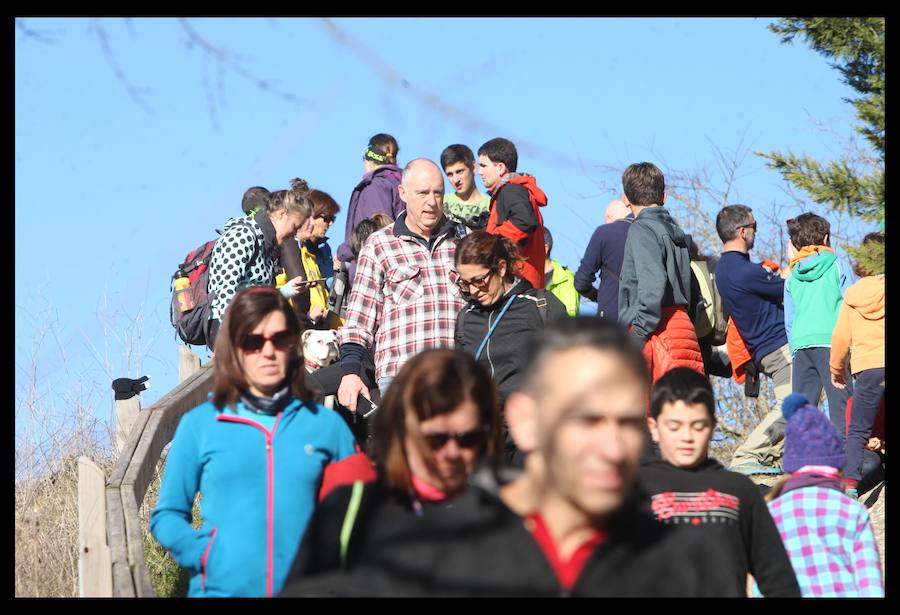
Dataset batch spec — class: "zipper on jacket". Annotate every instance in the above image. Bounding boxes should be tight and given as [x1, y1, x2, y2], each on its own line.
[200, 527, 218, 593]
[215, 412, 283, 597]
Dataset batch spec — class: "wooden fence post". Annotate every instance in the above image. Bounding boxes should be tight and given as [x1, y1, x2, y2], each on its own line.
[78, 457, 112, 597]
[115, 397, 141, 456]
[179, 346, 201, 382]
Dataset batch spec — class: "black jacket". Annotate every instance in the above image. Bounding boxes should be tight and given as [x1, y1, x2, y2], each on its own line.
[639, 457, 801, 597]
[281, 468, 746, 597]
[455, 279, 568, 406]
[286, 480, 461, 581]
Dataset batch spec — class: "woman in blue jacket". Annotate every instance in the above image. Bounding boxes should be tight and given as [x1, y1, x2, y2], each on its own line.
[151, 287, 357, 597]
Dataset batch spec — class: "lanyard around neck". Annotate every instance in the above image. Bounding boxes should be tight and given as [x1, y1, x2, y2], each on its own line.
[475, 293, 518, 360]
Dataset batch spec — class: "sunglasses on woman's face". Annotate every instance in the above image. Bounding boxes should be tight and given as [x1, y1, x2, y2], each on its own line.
[454, 268, 496, 292]
[240, 330, 295, 353]
[421, 426, 487, 451]
[319, 214, 336, 224]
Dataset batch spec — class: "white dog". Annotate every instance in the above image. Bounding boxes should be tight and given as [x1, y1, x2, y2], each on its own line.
[301, 329, 339, 408]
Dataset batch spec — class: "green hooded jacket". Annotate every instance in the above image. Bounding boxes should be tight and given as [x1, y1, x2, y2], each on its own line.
[546, 258, 579, 317]
[784, 250, 849, 353]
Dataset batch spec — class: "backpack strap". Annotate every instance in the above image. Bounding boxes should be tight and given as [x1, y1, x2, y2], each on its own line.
[339, 480, 365, 568]
[519, 289, 549, 325]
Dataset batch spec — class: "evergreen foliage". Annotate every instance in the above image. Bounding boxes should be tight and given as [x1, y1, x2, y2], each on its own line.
[756, 18, 884, 275]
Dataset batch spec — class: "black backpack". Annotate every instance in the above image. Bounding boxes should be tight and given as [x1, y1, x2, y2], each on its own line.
[170, 221, 260, 346]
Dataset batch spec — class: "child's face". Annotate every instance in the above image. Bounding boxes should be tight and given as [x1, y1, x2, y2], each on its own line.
[648, 400, 714, 470]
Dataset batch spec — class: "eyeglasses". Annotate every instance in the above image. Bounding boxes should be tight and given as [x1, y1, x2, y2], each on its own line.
[421, 426, 488, 451]
[319, 214, 336, 224]
[738, 221, 757, 231]
[454, 268, 496, 292]
[239, 330, 295, 353]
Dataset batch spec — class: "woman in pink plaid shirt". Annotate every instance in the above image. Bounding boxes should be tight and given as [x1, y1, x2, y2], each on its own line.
[752, 393, 883, 597]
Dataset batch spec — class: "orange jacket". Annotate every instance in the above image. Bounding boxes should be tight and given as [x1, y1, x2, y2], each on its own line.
[725, 317, 753, 384]
[641, 305, 705, 386]
[725, 259, 781, 384]
[486, 175, 547, 290]
[830, 275, 884, 376]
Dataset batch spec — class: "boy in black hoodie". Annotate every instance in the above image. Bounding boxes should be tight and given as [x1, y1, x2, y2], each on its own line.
[639, 368, 800, 597]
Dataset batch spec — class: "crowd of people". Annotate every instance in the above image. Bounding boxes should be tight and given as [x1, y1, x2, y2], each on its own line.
[152, 133, 885, 597]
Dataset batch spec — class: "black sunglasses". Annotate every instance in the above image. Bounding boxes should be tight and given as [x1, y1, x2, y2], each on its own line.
[421, 426, 487, 451]
[319, 214, 336, 224]
[454, 268, 496, 292]
[738, 221, 757, 231]
[240, 330, 295, 353]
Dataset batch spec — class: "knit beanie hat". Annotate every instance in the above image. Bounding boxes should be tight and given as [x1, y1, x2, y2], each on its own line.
[782, 393, 846, 473]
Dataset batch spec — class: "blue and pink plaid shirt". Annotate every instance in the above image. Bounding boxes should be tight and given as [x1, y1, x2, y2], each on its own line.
[753, 486, 883, 597]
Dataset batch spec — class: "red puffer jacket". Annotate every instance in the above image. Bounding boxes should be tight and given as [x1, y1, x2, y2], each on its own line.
[641, 306, 705, 387]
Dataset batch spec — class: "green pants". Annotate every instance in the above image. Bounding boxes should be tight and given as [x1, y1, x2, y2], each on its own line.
[729, 344, 793, 470]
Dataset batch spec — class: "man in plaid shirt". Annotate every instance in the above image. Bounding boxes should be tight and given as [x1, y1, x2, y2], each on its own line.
[337, 158, 466, 414]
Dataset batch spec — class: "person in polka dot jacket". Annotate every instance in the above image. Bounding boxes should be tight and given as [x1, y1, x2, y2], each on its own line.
[207, 179, 319, 349]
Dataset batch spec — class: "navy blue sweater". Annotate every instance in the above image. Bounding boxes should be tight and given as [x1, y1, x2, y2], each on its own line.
[715, 251, 787, 364]
[574, 215, 633, 320]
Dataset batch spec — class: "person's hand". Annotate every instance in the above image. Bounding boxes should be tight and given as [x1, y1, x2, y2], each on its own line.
[309, 305, 326, 323]
[867, 437, 882, 452]
[831, 372, 846, 389]
[333, 255, 342, 271]
[338, 374, 369, 414]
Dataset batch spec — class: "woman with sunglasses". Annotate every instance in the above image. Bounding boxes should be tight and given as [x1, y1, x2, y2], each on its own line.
[282, 349, 501, 585]
[279, 188, 342, 329]
[151, 287, 358, 597]
[453, 231, 567, 465]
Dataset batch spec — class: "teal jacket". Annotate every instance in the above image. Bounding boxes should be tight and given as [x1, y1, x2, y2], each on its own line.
[150, 398, 356, 597]
[784, 251, 852, 354]
[546, 258, 579, 317]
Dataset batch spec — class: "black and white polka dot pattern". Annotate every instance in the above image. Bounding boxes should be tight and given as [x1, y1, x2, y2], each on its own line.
[208, 216, 276, 320]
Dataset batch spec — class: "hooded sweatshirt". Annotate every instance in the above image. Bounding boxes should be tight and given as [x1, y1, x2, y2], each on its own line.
[638, 457, 800, 597]
[784, 250, 852, 353]
[336, 164, 404, 263]
[830, 275, 885, 376]
[618, 207, 694, 344]
[486, 174, 548, 290]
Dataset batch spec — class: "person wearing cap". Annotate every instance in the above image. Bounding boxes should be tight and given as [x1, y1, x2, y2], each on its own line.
[335, 133, 404, 277]
[574, 199, 634, 321]
[750, 393, 884, 597]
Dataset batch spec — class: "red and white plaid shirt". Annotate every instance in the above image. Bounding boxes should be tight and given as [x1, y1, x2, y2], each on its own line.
[337, 220, 465, 380]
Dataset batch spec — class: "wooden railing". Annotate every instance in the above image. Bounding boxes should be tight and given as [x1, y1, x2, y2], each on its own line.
[102, 357, 213, 597]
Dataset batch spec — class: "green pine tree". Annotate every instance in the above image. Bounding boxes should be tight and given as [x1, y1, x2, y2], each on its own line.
[755, 17, 884, 275]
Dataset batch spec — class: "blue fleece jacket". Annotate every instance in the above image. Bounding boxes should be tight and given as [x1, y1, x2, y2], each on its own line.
[150, 398, 356, 597]
[715, 251, 787, 365]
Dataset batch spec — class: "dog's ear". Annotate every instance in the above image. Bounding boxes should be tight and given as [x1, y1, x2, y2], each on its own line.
[301, 329, 314, 344]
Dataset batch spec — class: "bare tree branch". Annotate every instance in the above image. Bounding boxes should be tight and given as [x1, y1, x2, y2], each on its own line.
[16, 18, 62, 44]
[88, 18, 154, 114]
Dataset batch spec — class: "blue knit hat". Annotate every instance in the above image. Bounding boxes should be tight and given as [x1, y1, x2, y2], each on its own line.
[782, 393, 846, 473]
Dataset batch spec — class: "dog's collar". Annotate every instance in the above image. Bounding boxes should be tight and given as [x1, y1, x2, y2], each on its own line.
[304, 358, 322, 371]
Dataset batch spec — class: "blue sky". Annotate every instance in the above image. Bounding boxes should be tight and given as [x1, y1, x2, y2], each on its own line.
[15, 17, 869, 440]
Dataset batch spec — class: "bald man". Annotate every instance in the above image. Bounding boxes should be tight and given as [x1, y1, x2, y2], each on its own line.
[574, 198, 635, 320]
[604, 199, 631, 224]
[337, 158, 466, 409]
